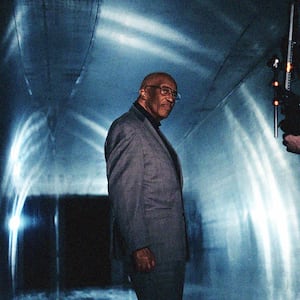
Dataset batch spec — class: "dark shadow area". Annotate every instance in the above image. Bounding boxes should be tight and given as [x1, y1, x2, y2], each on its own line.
[184, 192, 205, 285]
[0, 197, 12, 300]
[60, 195, 111, 289]
[21, 196, 56, 293]
[18, 195, 111, 294]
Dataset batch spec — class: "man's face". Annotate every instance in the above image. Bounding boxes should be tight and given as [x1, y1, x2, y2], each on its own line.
[139, 76, 177, 121]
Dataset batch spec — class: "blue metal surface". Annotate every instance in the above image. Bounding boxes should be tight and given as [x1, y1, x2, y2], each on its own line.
[1, 0, 299, 299]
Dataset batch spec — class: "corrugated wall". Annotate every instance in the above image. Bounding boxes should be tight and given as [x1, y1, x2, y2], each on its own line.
[179, 58, 300, 299]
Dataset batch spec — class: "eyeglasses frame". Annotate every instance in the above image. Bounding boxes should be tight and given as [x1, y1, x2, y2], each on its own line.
[144, 85, 181, 101]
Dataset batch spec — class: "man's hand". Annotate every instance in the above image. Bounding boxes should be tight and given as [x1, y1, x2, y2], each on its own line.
[283, 134, 300, 154]
[133, 247, 156, 272]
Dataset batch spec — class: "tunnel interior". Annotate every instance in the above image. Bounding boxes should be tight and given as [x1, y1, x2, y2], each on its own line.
[1, 0, 300, 299]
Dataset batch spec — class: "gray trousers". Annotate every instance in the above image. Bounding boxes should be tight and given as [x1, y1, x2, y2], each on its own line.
[129, 261, 186, 300]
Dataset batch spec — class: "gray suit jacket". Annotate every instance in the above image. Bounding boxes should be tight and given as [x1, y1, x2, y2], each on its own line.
[105, 105, 187, 264]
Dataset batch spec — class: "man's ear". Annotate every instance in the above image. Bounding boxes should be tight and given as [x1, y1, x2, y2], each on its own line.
[139, 88, 147, 100]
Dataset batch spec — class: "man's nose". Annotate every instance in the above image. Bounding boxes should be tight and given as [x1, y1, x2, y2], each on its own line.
[166, 95, 175, 104]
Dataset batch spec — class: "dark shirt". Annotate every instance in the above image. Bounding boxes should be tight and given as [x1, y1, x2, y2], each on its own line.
[134, 101, 161, 130]
[133, 101, 180, 180]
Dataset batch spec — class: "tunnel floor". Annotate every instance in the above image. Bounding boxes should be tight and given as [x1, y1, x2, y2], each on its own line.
[13, 284, 216, 300]
[11, 283, 283, 300]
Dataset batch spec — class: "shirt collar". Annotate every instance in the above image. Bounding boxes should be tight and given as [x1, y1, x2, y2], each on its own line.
[134, 101, 161, 129]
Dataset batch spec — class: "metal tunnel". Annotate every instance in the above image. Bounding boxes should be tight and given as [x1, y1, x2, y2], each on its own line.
[1, 0, 300, 299]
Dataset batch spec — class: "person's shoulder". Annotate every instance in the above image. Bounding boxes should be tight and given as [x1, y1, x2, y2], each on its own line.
[113, 107, 143, 126]
[109, 108, 144, 133]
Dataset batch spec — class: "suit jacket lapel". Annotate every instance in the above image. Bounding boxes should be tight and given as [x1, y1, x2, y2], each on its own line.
[157, 128, 183, 186]
[130, 105, 183, 186]
[131, 106, 173, 159]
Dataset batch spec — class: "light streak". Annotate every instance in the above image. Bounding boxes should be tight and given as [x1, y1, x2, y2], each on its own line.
[97, 27, 207, 75]
[2, 111, 49, 287]
[222, 84, 299, 300]
[96, 5, 215, 75]
[101, 6, 208, 55]
[70, 110, 108, 139]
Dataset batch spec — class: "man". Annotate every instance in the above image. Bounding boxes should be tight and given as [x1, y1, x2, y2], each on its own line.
[105, 72, 188, 300]
[283, 134, 300, 154]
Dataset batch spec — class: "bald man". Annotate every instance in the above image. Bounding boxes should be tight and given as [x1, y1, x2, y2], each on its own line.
[105, 72, 188, 300]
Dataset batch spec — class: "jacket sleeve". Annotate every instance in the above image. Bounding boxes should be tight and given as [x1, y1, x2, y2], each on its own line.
[105, 121, 149, 254]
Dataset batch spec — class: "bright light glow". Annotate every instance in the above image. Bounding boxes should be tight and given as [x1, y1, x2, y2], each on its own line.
[101, 6, 208, 55]
[3, 6, 26, 63]
[223, 84, 299, 300]
[4, 34, 18, 64]
[69, 110, 108, 139]
[97, 6, 215, 75]
[2, 111, 49, 286]
[97, 27, 207, 75]
[286, 62, 292, 73]
[9, 216, 21, 231]
[3, 113, 48, 193]
[12, 161, 21, 178]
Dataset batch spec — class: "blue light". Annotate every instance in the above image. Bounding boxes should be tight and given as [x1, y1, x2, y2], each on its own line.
[96, 6, 212, 74]
[222, 84, 299, 299]
[8, 216, 21, 231]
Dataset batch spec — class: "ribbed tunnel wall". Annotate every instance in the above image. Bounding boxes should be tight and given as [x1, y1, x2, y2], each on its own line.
[179, 59, 300, 299]
[1, 1, 300, 299]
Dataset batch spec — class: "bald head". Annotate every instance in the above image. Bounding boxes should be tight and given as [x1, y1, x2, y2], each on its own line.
[137, 72, 178, 121]
[139, 72, 177, 90]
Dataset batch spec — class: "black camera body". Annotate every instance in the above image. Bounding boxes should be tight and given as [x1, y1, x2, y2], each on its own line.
[279, 90, 300, 135]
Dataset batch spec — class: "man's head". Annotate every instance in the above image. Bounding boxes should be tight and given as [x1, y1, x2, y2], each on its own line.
[137, 72, 179, 121]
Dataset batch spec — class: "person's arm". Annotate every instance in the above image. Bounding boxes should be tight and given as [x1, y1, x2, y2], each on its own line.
[283, 134, 300, 154]
[105, 122, 156, 271]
